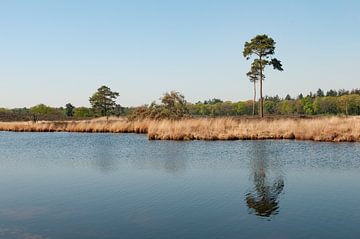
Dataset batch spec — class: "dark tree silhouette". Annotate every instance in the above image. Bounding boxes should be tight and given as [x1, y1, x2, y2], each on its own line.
[65, 103, 75, 117]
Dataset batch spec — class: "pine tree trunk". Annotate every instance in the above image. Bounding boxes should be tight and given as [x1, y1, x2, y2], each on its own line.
[259, 56, 264, 117]
[253, 81, 256, 115]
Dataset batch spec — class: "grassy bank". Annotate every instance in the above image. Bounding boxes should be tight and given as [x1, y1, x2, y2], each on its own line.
[0, 116, 359, 142]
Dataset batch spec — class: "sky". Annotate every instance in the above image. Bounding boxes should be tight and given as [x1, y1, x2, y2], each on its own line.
[0, 0, 359, 108]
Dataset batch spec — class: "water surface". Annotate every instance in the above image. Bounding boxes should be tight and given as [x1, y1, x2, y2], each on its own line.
[0, 132, 360, 238]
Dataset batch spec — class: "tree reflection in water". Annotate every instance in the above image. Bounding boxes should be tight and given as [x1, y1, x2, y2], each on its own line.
[91, 135, 119, 173]
[245, 142, 284, 218]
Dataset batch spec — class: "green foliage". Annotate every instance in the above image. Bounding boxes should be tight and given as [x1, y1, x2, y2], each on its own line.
[2, 87, 360, 121]
[0, 108, 31, 121]
[326, 89, 337, 97]
[198, 104, 210, 115]
[338, 89, 350, 96]
[236, 101, 253, 115]
[203, 98, 223, 104]
[28, 104, 65, 121]
[89, 85, 119, 117]
[264, 100, 277, 114]
[189, 101, 253, 116]
[243, 34, 283, 117]
[270, 58, 284, 71]
[30, 104, 63, 116]
[73, 107, 94, 118]
[65, 103, 75, 117]
[350, 88, 360, 94]
[243, 35, 283, 71]
[129, 91, 189, 120]
[337, 95, 360, 115]
[113, 104, 126, 116]
[0, 108, 11, 113]
[316, 88, 325, 97]
[128, 88, 359, 119]
[301, 97, 314, 114]
[243, 34, 276, 59]
[313, 97, 337, 114]
[277, 100, 296, 115]
[216, 101, 237, 116]
[161, 91, 188, 118]
[246, 59, 264, 83]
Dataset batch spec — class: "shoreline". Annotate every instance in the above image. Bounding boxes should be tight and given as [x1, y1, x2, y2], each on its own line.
[0, 116, 359, 142]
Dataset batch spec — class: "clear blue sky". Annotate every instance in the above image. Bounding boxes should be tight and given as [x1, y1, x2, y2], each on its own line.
[1, 0, 359, 108]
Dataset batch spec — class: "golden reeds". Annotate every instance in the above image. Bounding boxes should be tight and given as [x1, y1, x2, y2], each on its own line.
[0, 116, 359, 142]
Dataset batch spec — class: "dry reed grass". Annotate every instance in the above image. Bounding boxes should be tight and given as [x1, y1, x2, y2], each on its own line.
[0, 116, 359, 142]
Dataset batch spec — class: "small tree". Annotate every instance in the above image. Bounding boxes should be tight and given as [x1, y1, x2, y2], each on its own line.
[316, 88, 324, 97]
[65, 103, 75, 117]
[243, 34, 283, 117]
[160, 91, 188, 118]
[285, 94, 292, 100]
[89, 85, 119, 118]
[301, 96, 314, 114]
[30, 104, 64, 121]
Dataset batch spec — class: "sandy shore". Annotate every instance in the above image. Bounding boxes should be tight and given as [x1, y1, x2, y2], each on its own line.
[0, 116, 359, 142]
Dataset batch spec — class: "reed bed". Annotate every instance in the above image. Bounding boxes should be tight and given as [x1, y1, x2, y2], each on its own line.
[0, 117, 149, 134]
[0, 116, 359, 142]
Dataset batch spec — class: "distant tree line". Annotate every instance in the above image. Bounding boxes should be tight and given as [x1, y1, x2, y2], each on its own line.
[127, 88, 360, 119]
[0, 104, 96, 122]
[1, 87, 359, 122]
[186, 88, 360, 117]
[0, 85, 126, 122]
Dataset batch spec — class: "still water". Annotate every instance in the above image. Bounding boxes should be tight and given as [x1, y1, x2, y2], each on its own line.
[0, 132, 359, 239]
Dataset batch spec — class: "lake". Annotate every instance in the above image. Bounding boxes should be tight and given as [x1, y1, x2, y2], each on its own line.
[0, 132, 359, 239]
